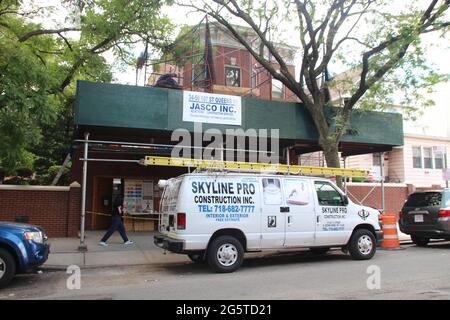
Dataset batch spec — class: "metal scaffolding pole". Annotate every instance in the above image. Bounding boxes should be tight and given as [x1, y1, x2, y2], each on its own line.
[79, 132, 89, 252]
[343, 156, 347, 193]
[380, 152, 385, 213]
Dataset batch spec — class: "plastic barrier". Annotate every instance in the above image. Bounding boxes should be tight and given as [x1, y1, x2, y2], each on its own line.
[380, 213, 400, 249]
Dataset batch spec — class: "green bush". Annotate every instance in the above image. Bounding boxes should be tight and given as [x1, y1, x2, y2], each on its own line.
[351, 177, 368, 183]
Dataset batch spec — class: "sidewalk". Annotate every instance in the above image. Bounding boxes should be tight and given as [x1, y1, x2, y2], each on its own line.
[44, 227, 412, 270]
[44, 231, 189, 269]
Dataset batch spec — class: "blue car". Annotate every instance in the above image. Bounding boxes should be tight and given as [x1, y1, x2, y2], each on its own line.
[0, 221, 50, 288]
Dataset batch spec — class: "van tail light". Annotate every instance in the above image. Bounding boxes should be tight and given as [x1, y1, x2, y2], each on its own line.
[398, 210, 404, 219]
[177, 212, 186, 230]
[438, 209, 450, 218]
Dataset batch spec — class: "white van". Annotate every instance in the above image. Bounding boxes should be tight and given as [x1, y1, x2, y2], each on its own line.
[154, 172, 383, 272]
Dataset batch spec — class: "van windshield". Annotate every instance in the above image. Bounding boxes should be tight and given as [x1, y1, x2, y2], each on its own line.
[160, 179, 182, 213]
[404, 192, 442, 207]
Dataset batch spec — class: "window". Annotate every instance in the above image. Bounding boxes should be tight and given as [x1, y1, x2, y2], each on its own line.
[405, 192, 442, 207]
[271, 78, 284, 99]
[373, 153, 381, 166]
[423, 147, 433, 169]
[225, 66, 241, 87]
[314, 181, 344, 206]
[262, 178, 282, 205]
[161, 179, 181, 213]
[433, 147, 446, 169]
[412, 146, 422, 168]
[284, 179, 310, 206]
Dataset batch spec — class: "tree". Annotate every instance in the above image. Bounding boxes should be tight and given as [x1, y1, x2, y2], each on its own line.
[178, 0, 450, 185]
[0, 0, 174, 175]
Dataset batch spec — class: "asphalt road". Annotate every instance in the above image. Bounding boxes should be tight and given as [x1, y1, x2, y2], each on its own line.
[1, 242, 450, 300]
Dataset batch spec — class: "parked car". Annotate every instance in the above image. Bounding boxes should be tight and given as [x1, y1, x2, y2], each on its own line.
[0, 221, 50, 288]
[154, 173, 383, 273]
[399, 189, 450, 246]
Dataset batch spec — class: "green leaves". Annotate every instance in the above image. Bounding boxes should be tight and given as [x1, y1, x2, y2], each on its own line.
[0, 0, 173, 178]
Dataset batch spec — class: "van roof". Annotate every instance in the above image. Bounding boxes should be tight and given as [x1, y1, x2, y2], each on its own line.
[172, 172, 332, 180]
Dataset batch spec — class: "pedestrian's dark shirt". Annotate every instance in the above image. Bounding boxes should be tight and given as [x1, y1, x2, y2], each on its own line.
[112, 206, 120, 216]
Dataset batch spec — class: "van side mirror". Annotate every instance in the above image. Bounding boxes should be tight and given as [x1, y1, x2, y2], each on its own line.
[342, 195, 349, 206]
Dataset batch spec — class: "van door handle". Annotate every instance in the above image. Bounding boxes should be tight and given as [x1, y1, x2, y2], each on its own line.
[287, 215, 292, 225]
[280, 206, 290, 213]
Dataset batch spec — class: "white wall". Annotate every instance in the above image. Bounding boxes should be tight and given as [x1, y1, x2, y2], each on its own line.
[402, 135, 450, 187]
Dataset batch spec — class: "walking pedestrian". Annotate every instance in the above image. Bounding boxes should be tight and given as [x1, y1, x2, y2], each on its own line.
[99, 194, 133, 246]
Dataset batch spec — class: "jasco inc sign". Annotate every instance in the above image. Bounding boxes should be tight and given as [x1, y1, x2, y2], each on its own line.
[182, 90, 242, 126]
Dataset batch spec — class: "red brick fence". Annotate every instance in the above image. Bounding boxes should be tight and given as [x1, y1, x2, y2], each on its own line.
[346, 182, 443, 214]
[0, 182, 81, 237]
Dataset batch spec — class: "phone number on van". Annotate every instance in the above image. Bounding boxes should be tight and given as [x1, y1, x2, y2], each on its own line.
[198, 204, 255, 214]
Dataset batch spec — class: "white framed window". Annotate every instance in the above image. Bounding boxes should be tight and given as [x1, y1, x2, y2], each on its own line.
[373, 153, 381, 166]
[423, 147, 433, 169]
[412, 146, 422, 168]
[433, 146, 446, 170]
[271, 78, 284, 99]
[225, 66, 241, 87]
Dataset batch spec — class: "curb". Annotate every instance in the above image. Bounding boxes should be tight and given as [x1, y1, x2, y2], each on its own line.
[41, 261, 190, 271]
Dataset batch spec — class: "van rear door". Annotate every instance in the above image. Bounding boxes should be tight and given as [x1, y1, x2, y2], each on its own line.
[159, 178, 182, 233]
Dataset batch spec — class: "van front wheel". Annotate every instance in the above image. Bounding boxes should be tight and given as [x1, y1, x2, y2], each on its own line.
[207, 236, 244, 273]
[348, 229, 376, 260]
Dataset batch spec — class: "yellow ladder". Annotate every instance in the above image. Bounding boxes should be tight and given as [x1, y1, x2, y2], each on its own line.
[142, 156, 368, 177]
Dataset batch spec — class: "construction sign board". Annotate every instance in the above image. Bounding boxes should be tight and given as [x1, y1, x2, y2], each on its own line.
[182, 90, 242, 125]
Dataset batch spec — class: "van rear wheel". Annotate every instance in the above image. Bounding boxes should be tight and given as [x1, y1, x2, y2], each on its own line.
[348, 229, 376, 260]
[0, 248, 16, 288]
[207, 236, 244, 273]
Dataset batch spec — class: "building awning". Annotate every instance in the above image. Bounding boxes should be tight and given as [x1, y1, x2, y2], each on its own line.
[74, 80, 403, 156]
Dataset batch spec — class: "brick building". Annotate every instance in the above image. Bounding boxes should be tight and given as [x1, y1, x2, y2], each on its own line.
[149, 22, 298, 101]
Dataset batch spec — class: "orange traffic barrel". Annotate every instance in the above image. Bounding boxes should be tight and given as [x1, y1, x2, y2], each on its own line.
[380, 213, 400, 249]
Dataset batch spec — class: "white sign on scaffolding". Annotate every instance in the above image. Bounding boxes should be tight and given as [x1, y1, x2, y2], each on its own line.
[182, 90, 242, 126]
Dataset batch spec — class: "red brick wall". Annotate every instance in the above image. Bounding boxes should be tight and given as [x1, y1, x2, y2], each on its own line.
[0, 183, 81, 237]
[181, 44, 297, 100]
[346, 184, 409, 214]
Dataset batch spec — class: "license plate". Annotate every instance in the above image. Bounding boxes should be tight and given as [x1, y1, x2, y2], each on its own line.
[414, 214, 424, 223]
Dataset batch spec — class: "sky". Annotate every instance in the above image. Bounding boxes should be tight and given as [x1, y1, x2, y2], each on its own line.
[20, 0, 450, 135]
[122, 3, 450, 90]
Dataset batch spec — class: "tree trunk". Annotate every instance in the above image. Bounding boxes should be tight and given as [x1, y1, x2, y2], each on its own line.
[308, 103, 343, 189]
[321, 141, 343, 189]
